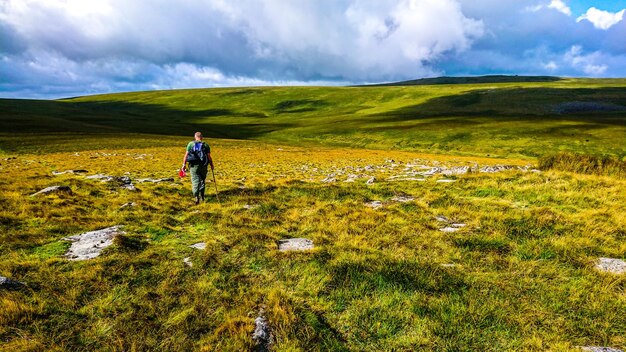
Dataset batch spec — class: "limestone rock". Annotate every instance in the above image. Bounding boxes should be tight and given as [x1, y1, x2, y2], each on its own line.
[183, 257, 193, 267]
[595, 258, 626, 274]
[0, 276, 26, 290]
[580, 347, 624, 352]
[189, 242, 206, 250]
[366, 176, 376, 185]
[365, 200, 384, 209]
[436, 179, 457, 183]
[136, 177, 175, 183]
[30, 185, 72, 197]
[52, 169, 88, 175]
[278, 238, 314, 252]
[391, 195, 414, 203]
[252, 309, 272, 352]
[63, 226, 123, 260]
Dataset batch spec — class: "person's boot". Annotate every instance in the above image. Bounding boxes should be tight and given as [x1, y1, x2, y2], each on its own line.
[194, 196, 200, 205]
[200, 194, 205, 202]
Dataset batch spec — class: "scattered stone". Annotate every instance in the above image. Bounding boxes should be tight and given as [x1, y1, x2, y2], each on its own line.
[252, 308, 272, 352]
[183, 257, 193, 267]
[278, 238, 314, 252]
[0, 276, 27, 290]
[422, 167, 443, 176]
[321, 176, 336, 183]
[63, 226, 124, 260]
[595, 258, 626, 274]
[479, 165, 516, 173]
[119, 202, 137, 209]
[85, 174, 111, 180]
[435, 215, 450, 222]
[580, 347, 624, 352]
[442, 166, 470, 176]
[189, 242, 207, 250]
[391, 195, 415, 203]
[436, 179, 457, 183]
[365, 200, 384, 209]
[439, 224, 466, 233]
[366, 176, 376, 185]
[243, 204, 259, 210]
[344, 174, 359, 183]
[30, 185, 73, 197]
[52, 169, 88, 175]
[136, 177, 175, 183]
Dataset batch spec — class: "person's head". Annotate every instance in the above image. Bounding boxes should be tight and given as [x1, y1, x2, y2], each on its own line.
[194, 132, 203, 141]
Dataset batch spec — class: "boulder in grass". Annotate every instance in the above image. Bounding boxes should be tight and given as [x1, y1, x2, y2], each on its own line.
[52, 170, 88, 175]
[30, 185, 72, 197]
[252, 308, 272, 352]
[0, 276, 26, 291]
[278, 238, 314, 252]
[595, 258, 626, 274]
[580, 347, 624, 352]
[189, 242, 206, 250]
[63, 226, 124, 260]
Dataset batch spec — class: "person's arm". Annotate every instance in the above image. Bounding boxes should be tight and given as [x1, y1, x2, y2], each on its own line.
[182, 151, 188, 170]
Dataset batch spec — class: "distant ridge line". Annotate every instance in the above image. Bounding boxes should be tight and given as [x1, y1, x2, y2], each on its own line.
[364, 75, 562, 86]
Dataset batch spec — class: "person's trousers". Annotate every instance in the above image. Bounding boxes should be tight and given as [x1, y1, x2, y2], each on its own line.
[190, 164, 208, 198]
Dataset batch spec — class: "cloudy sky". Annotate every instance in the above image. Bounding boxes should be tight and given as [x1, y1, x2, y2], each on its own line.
[1, 0, 625, 99]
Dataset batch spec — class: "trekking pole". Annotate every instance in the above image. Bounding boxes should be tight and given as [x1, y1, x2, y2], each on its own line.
[211, 168, 220, 203]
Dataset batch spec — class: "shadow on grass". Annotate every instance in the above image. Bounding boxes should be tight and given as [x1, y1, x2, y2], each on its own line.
[365, 87, 626, 128]
[0, 98, 293, 139]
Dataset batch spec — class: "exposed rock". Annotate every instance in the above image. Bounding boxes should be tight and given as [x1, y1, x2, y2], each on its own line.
[136, 177, 175, 183]
[440, 224, 466, 233]
[183, 257, 193, 267]
[0, 276, 27, 290]
[321, 176, 337, 183]
[442, 166, 470, 176]
[189, 242, 206, 250]
[252, 308, 272, 352]
[391, 195, 415, 203]
[595, 258, 626, 274]
[580, 347, 624, 352]
[435, 215, 450, 222]
[366, 176, 376, 185]
[278, 238, 314, 252]
[52, 169, 88, 175]
[479, 165, 516, 173]
[63, 226, 124, 260]
[87, 175, 138, 191]
[243, 204, 259, 210]
[119, 202, 137, 209]
[365, 200, 384, 209]
[436, 179, 457, 183]
[30, 185, 72, 197]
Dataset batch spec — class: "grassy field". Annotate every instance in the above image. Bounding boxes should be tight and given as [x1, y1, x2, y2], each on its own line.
[1, 77, 626, 158]
[1, 78, 625, 351]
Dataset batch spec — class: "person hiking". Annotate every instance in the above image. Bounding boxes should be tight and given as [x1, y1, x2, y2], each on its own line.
[181, 132, 214, 204]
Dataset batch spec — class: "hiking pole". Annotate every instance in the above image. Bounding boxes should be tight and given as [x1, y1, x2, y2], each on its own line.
[211, 168, 220, 203]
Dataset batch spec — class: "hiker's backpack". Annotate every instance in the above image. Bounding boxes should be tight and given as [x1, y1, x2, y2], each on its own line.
[187, 142, 209, 166]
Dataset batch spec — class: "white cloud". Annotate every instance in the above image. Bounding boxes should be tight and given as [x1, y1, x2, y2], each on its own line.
[577, 7, 625, 30]
[548, 0, 572, 16]
[564, 45, 608, 76]
[543, 61, 558, 71]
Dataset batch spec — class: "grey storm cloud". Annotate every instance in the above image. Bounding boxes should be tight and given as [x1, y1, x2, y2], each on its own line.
[1, 0, 625, 98]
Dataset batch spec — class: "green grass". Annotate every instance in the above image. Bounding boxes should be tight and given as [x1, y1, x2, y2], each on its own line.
[1, 77, 625, 158]
[1, 78, 626, 350]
